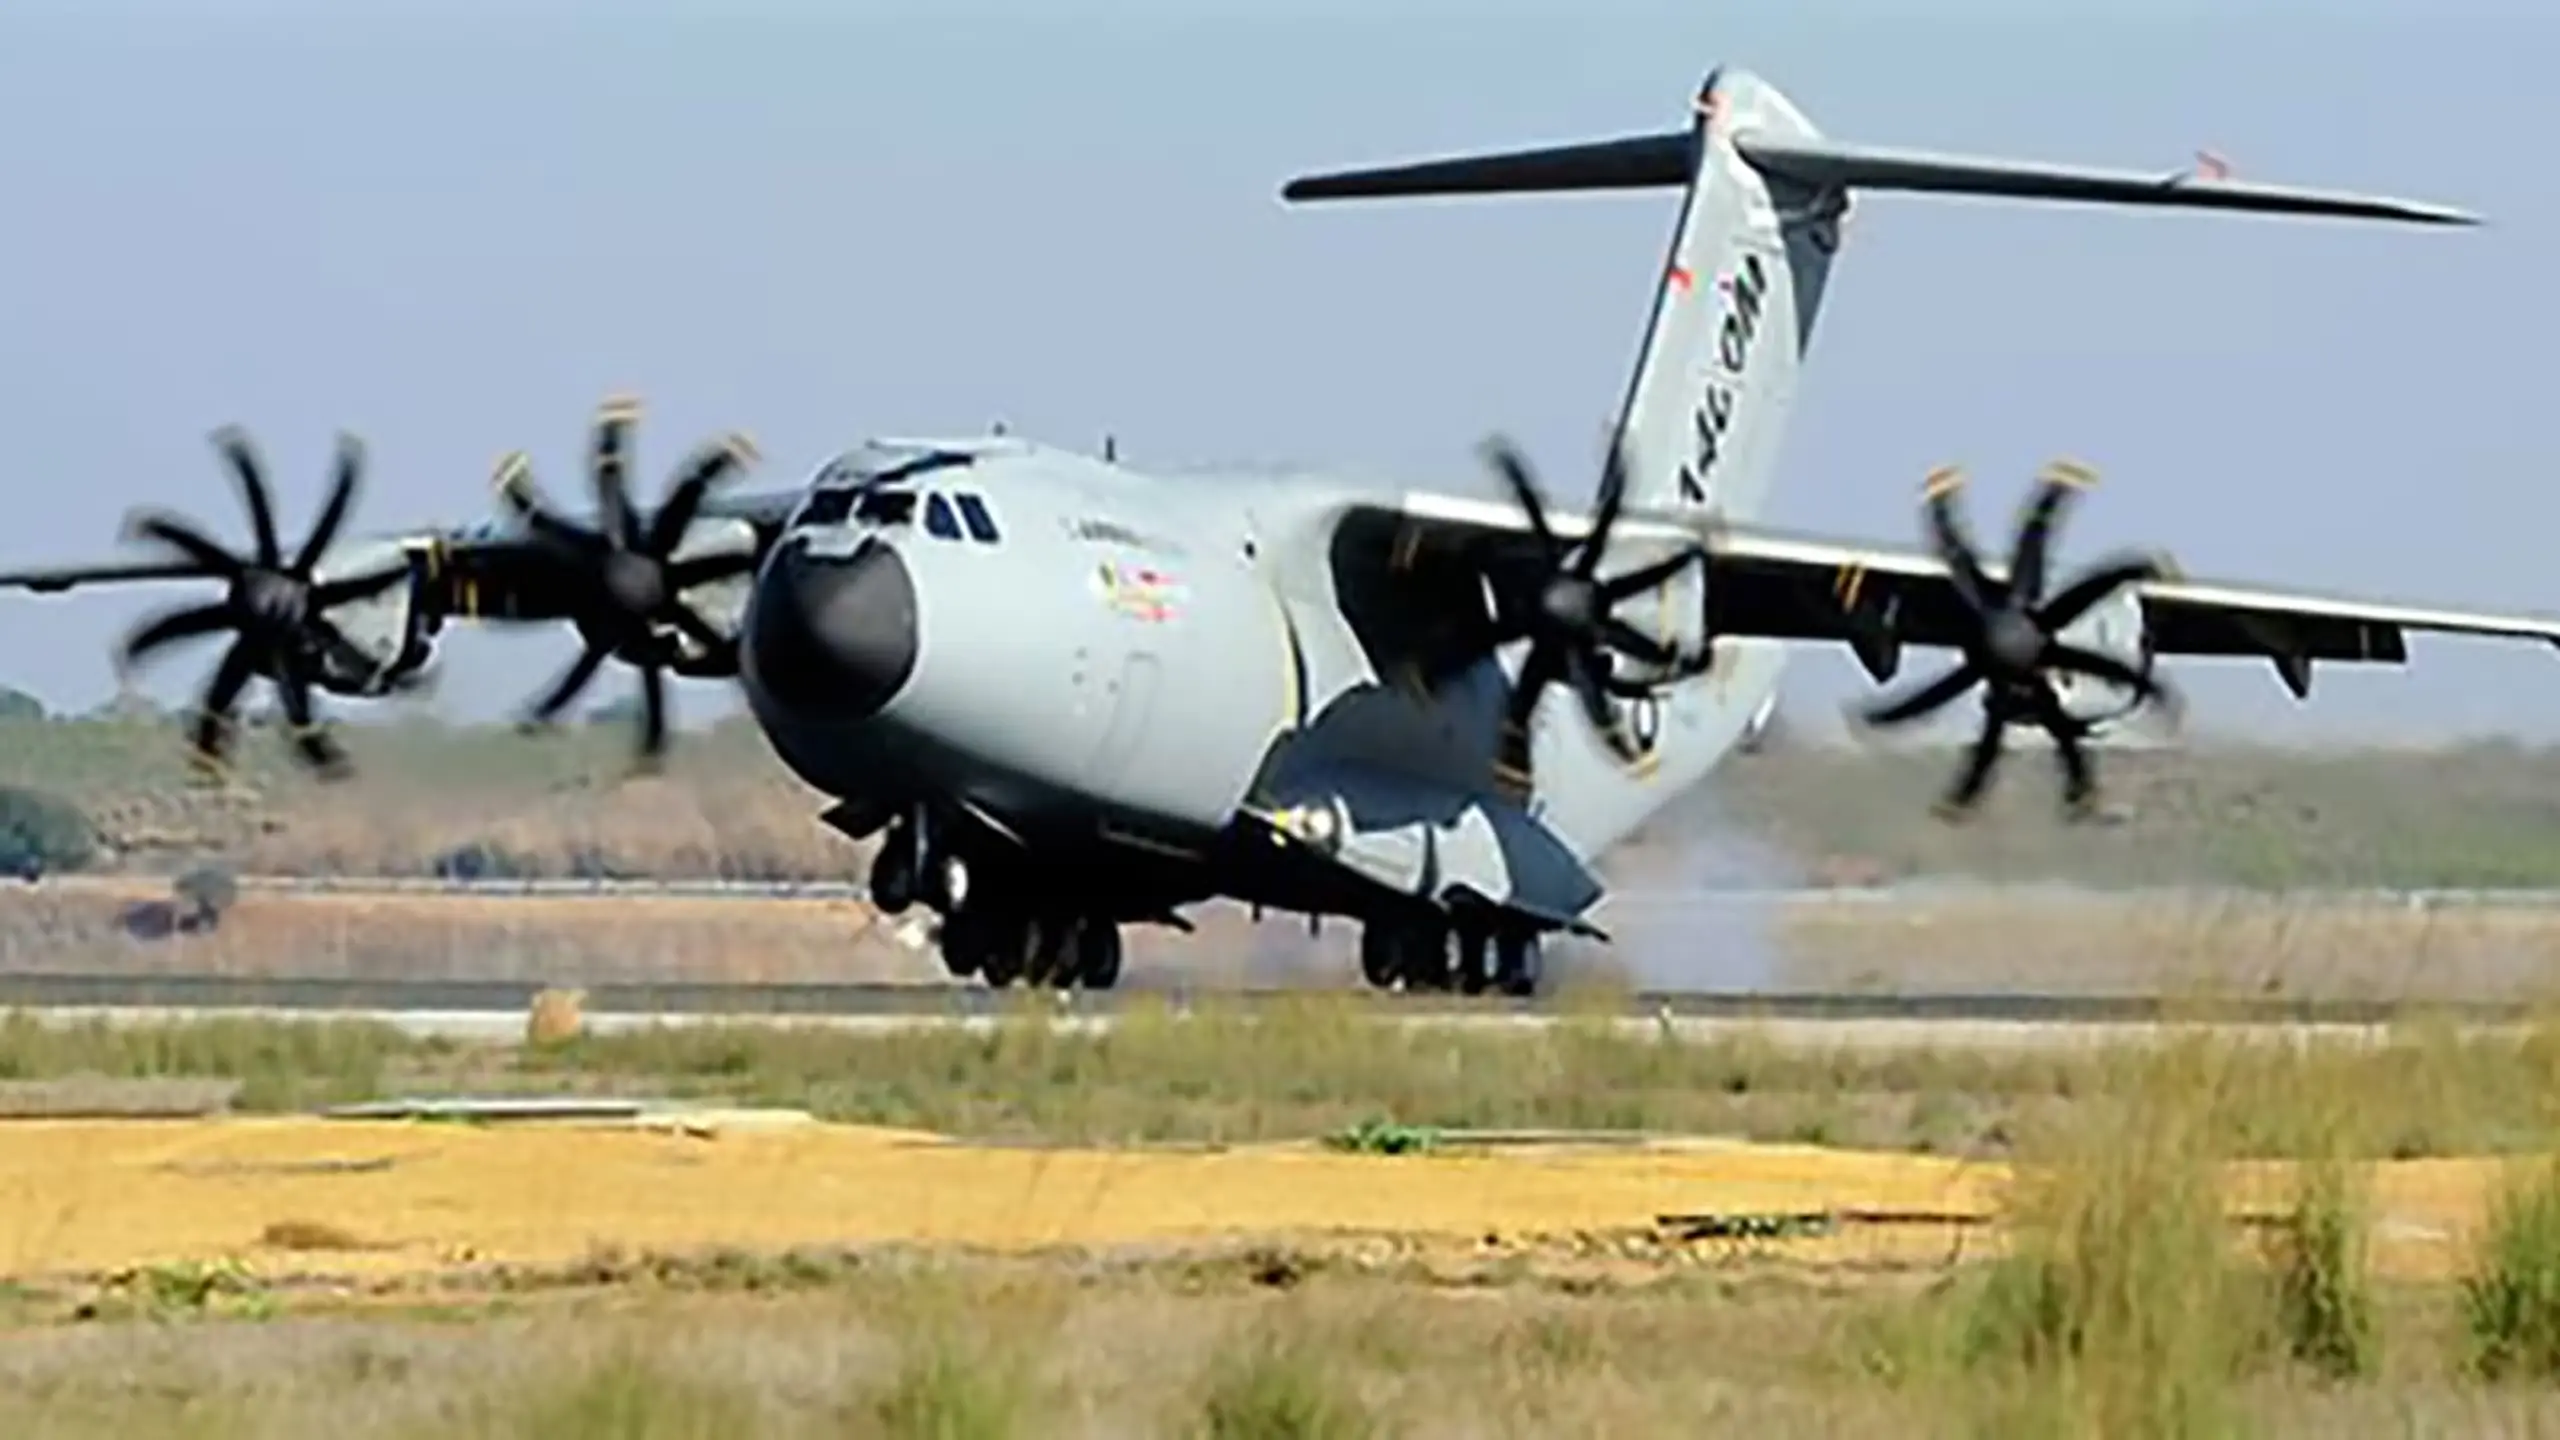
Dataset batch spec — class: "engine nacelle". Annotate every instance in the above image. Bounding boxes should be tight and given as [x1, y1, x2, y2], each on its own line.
[309, 537, 433, 696]
[2046, 583, 2154, 729]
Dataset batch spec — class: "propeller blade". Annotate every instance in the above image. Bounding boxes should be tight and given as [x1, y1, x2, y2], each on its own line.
[1859, 659, 1981, 728]
[635, 663, 669, 768]
[667, 602, 734, 659]
[308, 566, 409, 610]
[118, 602, 234, 670]
[522, 642, 612, 727]
[272, 668, 349, 779]
[1573, 436, 1631, 581]
[1598, 617, 1677, 667]
[1480, 436, 1563, 566]
[1494, 641, 1564, 795]
[293, 432, 366, 573]
[589, 396, 642, 550]
[1566, 646, 1645, 764]
[494, 453, 602, 553]
[1919, 466, 1993, 611]
[188, 641, 258, 769]
[644, 437, 754, 556]
[210, 426, 282, 567]
[2046, 642, 2183, 720]
[1597, 546, 1704, 602]
[663, 550, 759, 590]
[122, 511, 244, 578]
[2036, 552, 2170, 630]
[1937, 709, 2008, 818]
[2007, 459, 2093, 606]
[2028, 686, 2100, 817]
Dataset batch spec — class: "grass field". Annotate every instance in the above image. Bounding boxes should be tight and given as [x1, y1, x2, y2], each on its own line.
[12, 709, 2560, 892]
[12, 1004, 2560, 1434]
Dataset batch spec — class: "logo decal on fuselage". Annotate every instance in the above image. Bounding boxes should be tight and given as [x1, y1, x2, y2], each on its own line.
[1093, 559, 1185, 623]
[1674, 250, 1769, 507]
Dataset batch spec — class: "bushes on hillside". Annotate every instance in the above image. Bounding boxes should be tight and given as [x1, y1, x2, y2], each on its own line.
[0, 785, 96, 877]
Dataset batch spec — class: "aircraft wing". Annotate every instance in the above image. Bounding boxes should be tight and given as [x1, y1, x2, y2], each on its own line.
[0, 488, 805, 623]
[1344, 491, 2560, 698]
[1704, 525, 2560, 691]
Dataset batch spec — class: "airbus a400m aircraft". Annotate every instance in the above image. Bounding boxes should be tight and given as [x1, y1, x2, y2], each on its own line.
[11, 67, 2559, 997]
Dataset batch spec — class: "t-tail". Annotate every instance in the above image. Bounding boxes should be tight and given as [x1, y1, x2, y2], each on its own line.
[1281, 65, 2478, 532]
[1278, 66, 2478, 860]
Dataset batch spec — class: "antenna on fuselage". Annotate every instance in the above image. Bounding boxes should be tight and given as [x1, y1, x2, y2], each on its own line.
[990, 418, 1008, 437]
[1103, 434, 1118, 463]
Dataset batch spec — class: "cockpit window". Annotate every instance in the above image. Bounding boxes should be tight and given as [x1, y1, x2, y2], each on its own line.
[923, 493, 962, 540]
[853, 488, 918, 527]
[954, 493, 1000, 543]
[796, 488, 858, 528]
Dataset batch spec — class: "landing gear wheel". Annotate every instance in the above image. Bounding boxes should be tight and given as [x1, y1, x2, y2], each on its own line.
[975, 910, 1028, 988]
[869, 826, 917, 915]
[1455, 927, 1491, 996]
[938, 905, 995, 980]
[1493, 932, 1543, 999]
[1359, 924, 1402, 990]
[1023, 913, 1075, 989]
[1073, 919, 1123, 990]
[1403, 920, 1454, 992]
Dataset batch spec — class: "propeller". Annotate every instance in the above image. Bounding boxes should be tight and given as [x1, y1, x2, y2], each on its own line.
[113, 427, 409, 780]
[1459, 434, 1712, 800]
[1851, 460, 2181, 821]
[494, 396, 762, 771]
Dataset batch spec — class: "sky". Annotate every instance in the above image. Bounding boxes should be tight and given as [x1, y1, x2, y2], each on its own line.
[2, 0, 2556, 745]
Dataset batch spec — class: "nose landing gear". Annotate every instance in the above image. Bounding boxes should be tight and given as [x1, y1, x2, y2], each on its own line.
[865, 808, 1125, 992]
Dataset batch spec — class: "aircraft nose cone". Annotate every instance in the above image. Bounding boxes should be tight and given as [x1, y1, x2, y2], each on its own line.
[747, 538, 919, 721]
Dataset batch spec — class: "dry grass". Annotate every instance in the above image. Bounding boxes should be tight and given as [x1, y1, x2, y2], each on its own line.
[5, 1000, 2560, 1432]
[19, 879, 2560, 1006]
[17, 711, 2560, 892]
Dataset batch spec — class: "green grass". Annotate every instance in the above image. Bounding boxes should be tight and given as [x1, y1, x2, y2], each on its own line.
[13, 997, 2560, 1160]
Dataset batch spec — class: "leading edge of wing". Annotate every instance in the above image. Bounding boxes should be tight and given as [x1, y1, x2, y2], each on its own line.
[0, 558, 207, 594]
[1384, 490, 1701, 548]
[1711, 525, 2560, 650]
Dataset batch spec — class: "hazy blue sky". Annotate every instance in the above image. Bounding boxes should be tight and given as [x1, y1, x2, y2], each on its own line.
[3, 0, 2555, 743]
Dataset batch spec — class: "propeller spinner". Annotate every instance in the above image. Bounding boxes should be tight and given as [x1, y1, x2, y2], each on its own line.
[494, 396, 762, 771]
[1853, 460, 2181, 820]
[1451, 435, 1713, 801]
[114, 427, 409, 780]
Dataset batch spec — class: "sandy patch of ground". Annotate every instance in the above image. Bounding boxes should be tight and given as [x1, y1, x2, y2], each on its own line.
[0, 1115, 2517, 1293]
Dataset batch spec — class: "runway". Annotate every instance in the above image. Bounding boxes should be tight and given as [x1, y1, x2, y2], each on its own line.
[2, 974, 2536, 1053]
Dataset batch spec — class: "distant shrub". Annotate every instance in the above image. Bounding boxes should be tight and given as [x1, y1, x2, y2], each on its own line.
[0, 686, 45, 723]
[173, 863, 242, 929]
[433, 839, 537, 881]
[0, 785, 95, 876]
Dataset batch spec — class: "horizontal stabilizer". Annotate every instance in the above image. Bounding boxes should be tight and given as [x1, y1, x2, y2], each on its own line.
[1282, 127, 2479, 226]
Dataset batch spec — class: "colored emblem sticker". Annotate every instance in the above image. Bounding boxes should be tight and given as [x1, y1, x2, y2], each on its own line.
[1094, 560, 1185, 623]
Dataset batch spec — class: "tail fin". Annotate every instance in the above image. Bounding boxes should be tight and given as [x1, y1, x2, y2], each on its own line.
[1282, 65, 2478, 528]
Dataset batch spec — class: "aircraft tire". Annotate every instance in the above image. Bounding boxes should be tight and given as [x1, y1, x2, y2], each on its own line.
[869, 839, 915, 915]
[1074, 919, 1123, 990]
[1357, 924, 1402, 990]
[974, 910, 1029, 988]
[1455, 927, 1491, 996]
[1493, 932, 1542, 999]
[1402, 920, 1454, 993]
[1023, 914, 1075, 989]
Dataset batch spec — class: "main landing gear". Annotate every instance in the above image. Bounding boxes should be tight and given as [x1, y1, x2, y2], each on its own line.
[866, 811, 1124, 992]
[1359, 914, 1542, 998]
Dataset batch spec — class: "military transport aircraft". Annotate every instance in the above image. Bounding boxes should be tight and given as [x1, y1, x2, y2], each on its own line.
[8, 66, 2558, 998]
